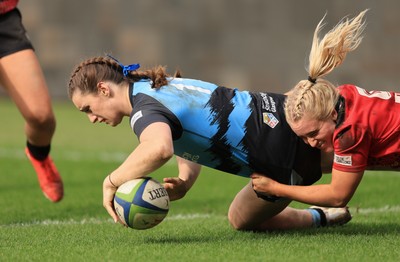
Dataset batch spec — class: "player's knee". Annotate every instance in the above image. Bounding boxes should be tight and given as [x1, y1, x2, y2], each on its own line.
[228, 205, 250, 231]
[227, 211, 242, 230]
[26, 112, 56, 132]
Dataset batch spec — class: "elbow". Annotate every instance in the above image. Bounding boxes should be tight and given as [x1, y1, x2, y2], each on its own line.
[330, 200, 348, 208]
[330, 195, 351, 207]
[155, 141, 174, 162]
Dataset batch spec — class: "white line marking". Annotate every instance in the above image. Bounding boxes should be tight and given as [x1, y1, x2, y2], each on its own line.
[0, 148, 175, 165]
[1, 206, 399, 228]
[350, 205, 400, 214]
[0, 214, 215, 228]
[0, 148, 129, 162]
[166, 213, 212, 220]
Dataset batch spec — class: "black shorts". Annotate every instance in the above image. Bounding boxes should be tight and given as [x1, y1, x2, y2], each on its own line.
[255, 140, 322, 202]
[0, 8, 33, 58]
[292, 139, 322, 185]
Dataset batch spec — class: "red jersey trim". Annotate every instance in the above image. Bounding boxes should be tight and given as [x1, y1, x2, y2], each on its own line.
[0, 0, 18, 14]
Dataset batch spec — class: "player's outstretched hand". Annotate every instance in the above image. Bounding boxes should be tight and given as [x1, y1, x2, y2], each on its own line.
[163, 177, 187, 201]
[103, 175, 120, 223]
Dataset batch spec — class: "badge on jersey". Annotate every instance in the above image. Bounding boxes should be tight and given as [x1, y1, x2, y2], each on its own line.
[130, 110, 143, 129]
[334, 154, 352, 166]
[263, 112, 279, 128]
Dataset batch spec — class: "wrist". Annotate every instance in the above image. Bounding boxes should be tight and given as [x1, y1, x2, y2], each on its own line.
[271, 181, 285, 198]
[108, 174, 117, 188]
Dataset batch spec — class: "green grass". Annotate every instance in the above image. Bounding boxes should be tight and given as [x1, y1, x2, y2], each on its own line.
[1, 98, 400, 261]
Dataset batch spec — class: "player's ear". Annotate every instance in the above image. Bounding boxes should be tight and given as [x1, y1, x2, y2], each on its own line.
[331, 109, 338, 121]
[97, 82, 110, 97]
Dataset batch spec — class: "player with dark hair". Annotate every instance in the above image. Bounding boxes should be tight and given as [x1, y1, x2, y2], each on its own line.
[67, 55, 351, 231]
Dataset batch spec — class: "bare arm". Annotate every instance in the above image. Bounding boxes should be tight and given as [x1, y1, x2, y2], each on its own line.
[163, 156, 202, 201]
[251, 168, 364, 207]
[103, 122, 174, 222]
[320, 151, 334, 173]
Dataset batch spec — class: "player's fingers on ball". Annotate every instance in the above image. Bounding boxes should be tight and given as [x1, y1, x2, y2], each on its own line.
[163, 177, 176, 183]
[164, 178, 178, 185]
[105, 206, 119, 222]
[163, 183, 174, 190]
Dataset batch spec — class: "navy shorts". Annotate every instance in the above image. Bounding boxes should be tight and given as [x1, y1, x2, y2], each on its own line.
[0, 8, 33, 58]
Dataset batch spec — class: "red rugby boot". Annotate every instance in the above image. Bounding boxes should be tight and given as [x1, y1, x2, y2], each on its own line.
[25, 147, 64, 202]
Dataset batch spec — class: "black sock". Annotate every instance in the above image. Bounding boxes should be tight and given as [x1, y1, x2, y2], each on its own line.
[26, 141, 51, 161]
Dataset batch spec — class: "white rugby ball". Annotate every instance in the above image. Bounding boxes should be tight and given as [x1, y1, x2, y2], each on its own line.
[113, 177, 169, 229]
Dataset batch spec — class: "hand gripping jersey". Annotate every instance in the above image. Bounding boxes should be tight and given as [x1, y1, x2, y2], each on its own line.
[129, 78, 321, 185]
[333, 85, 400, 172]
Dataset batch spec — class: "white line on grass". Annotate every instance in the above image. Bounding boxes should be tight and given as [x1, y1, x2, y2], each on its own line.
[0, 148, 176, 165]
[0, 213, 213, 228]
[0, 148, 129, 162]
[350, 205, 400, 214]
[1, 206, 400, 228]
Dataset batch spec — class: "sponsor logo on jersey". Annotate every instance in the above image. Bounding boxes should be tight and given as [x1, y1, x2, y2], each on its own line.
[334, 154, 352, 166]
[182, 152, 200, 162]
[130, 110, 143, 129]
[263, 112, 279, 128]
[260, 93, 276, 112]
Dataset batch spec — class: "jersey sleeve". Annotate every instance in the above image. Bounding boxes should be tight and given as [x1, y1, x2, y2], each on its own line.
[333, 124, 372, 172]
[130, 93, 183, 140]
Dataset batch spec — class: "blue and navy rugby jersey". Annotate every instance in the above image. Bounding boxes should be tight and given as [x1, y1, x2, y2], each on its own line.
[129, 78, 321, 185]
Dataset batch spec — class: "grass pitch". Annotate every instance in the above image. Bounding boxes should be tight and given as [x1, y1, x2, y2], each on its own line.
[1, 98, 400, 261]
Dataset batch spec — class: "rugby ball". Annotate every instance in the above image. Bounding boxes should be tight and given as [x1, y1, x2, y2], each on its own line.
[113, 177, 169, 229]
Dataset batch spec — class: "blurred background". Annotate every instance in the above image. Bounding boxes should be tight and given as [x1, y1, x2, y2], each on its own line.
[2, 0, 400, 99]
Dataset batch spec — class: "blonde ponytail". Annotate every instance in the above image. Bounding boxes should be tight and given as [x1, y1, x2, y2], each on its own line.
[285, 9, 368, 124]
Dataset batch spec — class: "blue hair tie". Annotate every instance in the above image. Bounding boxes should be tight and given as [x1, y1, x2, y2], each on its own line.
[106, 54, 140, 77]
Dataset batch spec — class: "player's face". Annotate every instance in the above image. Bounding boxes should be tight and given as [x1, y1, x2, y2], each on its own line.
[71, 90, 124, 127]
[290, 113, 337, 152]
